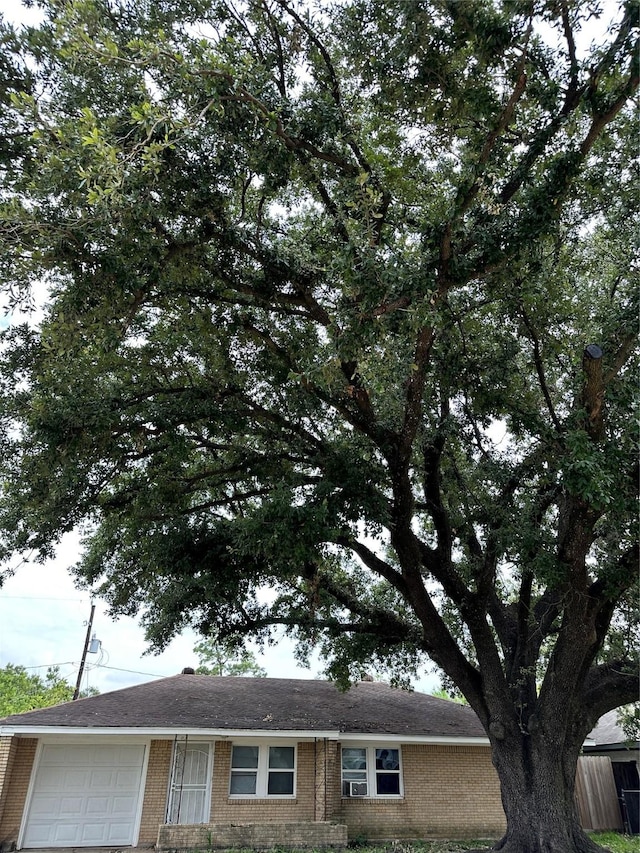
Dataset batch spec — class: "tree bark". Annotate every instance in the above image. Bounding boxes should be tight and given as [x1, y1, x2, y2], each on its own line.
[490, 731, 605, 853]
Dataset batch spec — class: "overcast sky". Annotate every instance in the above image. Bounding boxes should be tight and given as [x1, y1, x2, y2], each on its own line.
[0, 532, 439, 695]
[1, 541, 214, 695]
[0, 537, 331, 694]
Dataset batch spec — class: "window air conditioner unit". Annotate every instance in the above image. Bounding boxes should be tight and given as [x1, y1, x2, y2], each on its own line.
[349, 781, 368, 797]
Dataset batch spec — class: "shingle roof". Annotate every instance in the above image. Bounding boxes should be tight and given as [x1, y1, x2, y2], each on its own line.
[586, 710, 638, 749]
[0, 675, 486, 739]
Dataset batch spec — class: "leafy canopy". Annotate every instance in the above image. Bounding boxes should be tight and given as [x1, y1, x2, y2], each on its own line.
[0, 664, 75, 717]
[0, 0, 637, 727]
[193, 635, 267, 677]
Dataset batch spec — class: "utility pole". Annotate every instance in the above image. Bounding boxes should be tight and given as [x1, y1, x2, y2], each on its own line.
[73, 602, 95, 700]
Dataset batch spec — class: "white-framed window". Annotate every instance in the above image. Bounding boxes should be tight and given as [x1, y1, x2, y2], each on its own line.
[229, 744, 296, 797]
[167, 740, 212, 824]
[341, 745, 402, 797]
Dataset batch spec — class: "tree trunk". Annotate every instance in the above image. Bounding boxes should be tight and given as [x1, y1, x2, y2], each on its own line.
[490, 732, 606, 853]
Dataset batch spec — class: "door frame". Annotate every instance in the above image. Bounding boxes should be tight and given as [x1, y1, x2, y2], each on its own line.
[166, 738, 214, 824]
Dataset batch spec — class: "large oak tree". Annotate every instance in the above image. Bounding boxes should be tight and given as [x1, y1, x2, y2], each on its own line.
[0, 2, 637, 850]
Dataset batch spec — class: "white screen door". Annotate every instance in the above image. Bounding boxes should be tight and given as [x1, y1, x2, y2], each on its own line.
[167, 741, 211, 824]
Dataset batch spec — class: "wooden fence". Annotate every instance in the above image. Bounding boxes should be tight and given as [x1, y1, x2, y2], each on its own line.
[576, 755, 623, 831]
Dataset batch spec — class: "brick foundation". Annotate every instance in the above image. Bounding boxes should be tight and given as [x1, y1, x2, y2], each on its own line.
[156, 821, 347, 851]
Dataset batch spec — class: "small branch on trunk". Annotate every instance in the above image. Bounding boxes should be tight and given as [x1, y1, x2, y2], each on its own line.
[340, 360, 377, 424]
[273, 0, 375, 177]
[520, 304, 563, 433]
[560, 0, 579, 93]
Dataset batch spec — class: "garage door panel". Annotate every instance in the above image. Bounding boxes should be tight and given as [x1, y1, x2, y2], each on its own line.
[80, 824, 109, 845]
[58, 796, 85, 817]
[22, 825, 51, 846]
[23, 743, 146, 848]
[45, 745, 93, 765]
[112, 797, 137, 817]
[62, 769, 92, 788]
[27, 795, 59, 819]
[35, 766, 89, 789]
[89, 769, 116, 787]
[114, 744, 139, 760]
[116, 768, 141, 787]
[85, 796, 110, 814]
[52, 824, 82, 845]
[39, 745, 70, 762]
[107, 823, 135, 843]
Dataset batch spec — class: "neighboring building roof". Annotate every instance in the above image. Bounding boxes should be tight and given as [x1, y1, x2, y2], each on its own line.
[586, 710, 638, 751]
[0, 675, 487, 741]
[588, 711, 624, 746]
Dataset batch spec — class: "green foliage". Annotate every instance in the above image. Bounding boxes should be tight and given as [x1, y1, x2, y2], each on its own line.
[0, 664, 74, 716]
[590, 835, 640, 853]
[193, 634, 266, 677]
[617, 703, 640, 743]
[432, 685, 468, 706]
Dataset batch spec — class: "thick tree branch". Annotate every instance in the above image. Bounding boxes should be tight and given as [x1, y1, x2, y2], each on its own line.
[559, 1, 579, 93]
[300, 562, 418, 644]
[581, 344, 605, 440]
[398, 326, 435, 464]
[579, 55, 639, 156]
[583, 660, 640, 723]
[422, 429, 453, 568]
[603, 331, 638, 385]
[335, 536, 408, 597]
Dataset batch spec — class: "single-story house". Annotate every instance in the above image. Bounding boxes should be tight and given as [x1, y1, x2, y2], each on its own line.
[0, 673, 506, 849]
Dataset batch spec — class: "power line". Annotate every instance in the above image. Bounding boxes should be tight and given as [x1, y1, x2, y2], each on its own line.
[96, 664, 169, 677]
[20, 661, 168, 678]
[0, 595, 87, 602]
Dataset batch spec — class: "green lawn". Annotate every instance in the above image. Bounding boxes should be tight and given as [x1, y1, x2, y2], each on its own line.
[590, 833, 640, 853]
[213, 835, 639, 853]
[343, 838, 640, 853]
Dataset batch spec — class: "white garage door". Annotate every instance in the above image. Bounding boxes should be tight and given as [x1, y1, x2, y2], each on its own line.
[22, 743, 146, 848]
